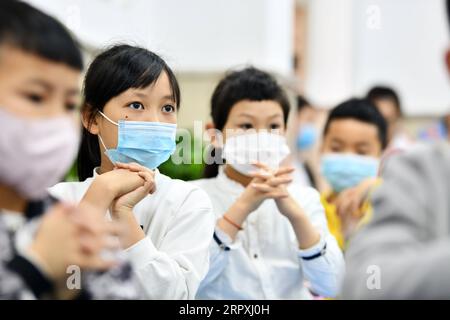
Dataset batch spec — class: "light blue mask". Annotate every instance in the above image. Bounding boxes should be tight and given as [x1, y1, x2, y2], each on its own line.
[321, 153, 379, 193]
[296, 123, 318, 151]
[98, 111, 177, 169]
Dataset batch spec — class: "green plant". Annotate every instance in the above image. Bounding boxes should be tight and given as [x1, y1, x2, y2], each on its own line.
[158, 131, 206, 181]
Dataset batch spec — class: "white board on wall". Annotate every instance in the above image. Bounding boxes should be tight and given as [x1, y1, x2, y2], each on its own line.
[305, 0, 450, 116]
[352, 0, 450, 116]
[26, 0, 294, 76]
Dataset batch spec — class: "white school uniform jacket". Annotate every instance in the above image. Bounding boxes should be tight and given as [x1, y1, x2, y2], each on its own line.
[190, 166, 345, 300]
[49, 168, 215, 300]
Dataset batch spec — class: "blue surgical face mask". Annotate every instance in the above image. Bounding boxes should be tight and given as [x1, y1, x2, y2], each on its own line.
[321, 153, 379, 193]
[98, 111, 177, 169]
[296, 123, 317, 151]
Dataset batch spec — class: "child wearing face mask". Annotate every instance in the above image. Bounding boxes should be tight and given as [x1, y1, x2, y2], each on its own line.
[320, 98, 387, 249]
[49, 45, 215, 299]
[190, 67, 344, 299]
[0, 0, 142, 299]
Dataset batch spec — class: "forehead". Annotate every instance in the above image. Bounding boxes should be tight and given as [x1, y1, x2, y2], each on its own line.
[0, 45, 80, 86]
[326, 118, 380, 143]
[114, 71, 174, 101]
[228, 100, 284, 119]
[374, 99, 398, 117]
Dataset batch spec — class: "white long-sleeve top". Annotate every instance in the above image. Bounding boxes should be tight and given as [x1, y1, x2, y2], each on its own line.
[48, 168, 215, 300]
[190, 166, 345, 299]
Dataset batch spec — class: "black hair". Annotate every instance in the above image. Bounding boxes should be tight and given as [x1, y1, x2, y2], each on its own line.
[366, 86, 402, 116]
[0, 0, 83, 70]
[204, 67, 291, 178]
[323, 98, 388, 150]
[77, 44, 181, 180]
[447, 0, 450, 31]
[296, 95, 312, 113]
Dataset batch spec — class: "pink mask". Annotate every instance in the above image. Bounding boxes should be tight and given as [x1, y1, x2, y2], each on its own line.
[0, 108, 80, 200]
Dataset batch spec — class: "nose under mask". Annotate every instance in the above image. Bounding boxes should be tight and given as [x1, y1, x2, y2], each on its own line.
[0, 107, 80, 200]
[222, 131, 291, 176]
[97, 111, 177, 170]
[320, 153, 379, 193]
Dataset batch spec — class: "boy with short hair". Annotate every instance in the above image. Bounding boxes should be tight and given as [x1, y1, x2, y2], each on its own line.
[320, 98, 387, 249]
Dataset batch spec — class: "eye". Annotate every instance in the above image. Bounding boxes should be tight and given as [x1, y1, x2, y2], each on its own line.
[270, 123, 281, 130]
[65, 103, 77, 111]
[239, 123, 253, 130]
[330, 145, 342, 152]
[25, 93, 44, 104]
[162, 104, 175, 113]
[356, 149, 369, 156]
[127, 102, 144, 110]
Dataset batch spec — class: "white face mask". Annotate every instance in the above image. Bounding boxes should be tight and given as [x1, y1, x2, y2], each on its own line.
[0, 108, 80, 200]
[222, 131, 290, 176]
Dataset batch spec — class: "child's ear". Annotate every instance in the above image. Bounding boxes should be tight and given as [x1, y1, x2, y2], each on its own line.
[81, 105, 99, 135]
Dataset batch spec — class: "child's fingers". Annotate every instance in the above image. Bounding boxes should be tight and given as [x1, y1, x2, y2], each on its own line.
[138, 171, 155, 184]
[71, 213, 104, 235]
[127, 162, 147, 172]
[103, 221, 123, 237]
[148, 183, 156, 194]
[76, 251, 117, 271]
[114, 162, 130, 170]
[250, 162, 273, 173]
[248, 171, 274, 181]
[250, 163, 294, 177]
[78, 233, 119, 255]
[250, 183, 273, 193]
[130, 180, 153, 198]
[116, 162, 143, 172]
[275, 167, 295, 177]
[337, 194, 361, 219]
[250, 183, 289, 199]
[266, 176, 293, 187]
[275, 167, 295, 176]
[143, 180, 152, 191]
[115, 162, 153, 175]
[275, 172, 294, 181]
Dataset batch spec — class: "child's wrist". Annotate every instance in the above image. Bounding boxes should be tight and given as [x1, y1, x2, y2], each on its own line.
[26, 244, 58, 281]
[234, 196, 254, 217]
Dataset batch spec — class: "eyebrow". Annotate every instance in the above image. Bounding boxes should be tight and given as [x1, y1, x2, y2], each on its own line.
[355, 142, 371, 147]
[66, 88, 80, 96]
[330, 138, 371, 148]
[133, 92, 148, 99]
[329, 138, 344, 144]
[161, 94, 175, 101]
[237, 113, 255, 119]
[24, 79, 52, 90]
[238, 113, 282, 118]
[131, 91, 175, 102]
[25, 79, 79, 96]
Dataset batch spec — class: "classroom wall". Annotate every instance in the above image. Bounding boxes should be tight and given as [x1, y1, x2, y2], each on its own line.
[27, 0, 450, 124]
[304, 0, 450, 116]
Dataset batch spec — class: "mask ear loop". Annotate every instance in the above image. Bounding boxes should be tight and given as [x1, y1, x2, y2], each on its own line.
[96, 111, 118, 164]
[98, 134, 108, 152]
[98, 110, 119, 126]
[97, 133, 118, 167]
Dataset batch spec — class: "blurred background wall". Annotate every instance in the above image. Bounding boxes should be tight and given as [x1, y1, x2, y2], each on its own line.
[26, 0, 450, 140]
